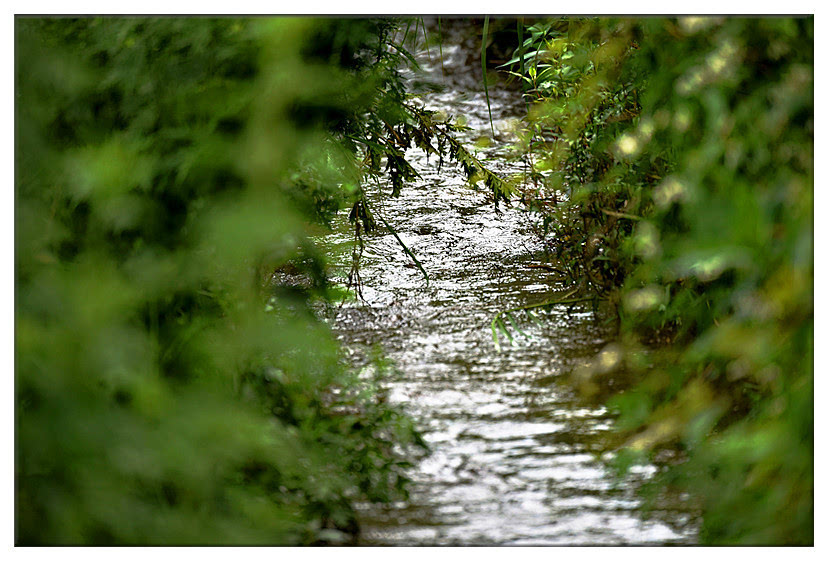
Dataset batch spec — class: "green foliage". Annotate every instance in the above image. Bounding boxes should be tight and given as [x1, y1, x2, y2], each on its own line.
[503, 17, 813, 544]
[500, 18, 646, 297]
[16, 17, 426, 545]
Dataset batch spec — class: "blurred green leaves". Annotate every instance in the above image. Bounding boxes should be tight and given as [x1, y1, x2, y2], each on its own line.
[15, 17, 425, 545]
[505, 17, 812, 544]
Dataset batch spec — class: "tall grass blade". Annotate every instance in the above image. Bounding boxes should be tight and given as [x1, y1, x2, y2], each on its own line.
[518, 17, 527, 109]
[401, 20, 412, 47]
[481, 16, 495, 137]
[491, 312, 515, 351]
[490, 314, 501, 351]
[505, 311, 526, 338]
[437, 17, 446, 77]
[412, 17, 421, 50]
[420, 17, 432, 62]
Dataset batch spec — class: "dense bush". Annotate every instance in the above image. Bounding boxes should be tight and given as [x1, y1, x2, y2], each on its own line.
[502, 17, 812, 544]
[15, 17, 426, 545]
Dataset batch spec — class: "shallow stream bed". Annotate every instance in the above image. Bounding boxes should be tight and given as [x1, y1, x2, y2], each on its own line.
[327, 30, 698, 545]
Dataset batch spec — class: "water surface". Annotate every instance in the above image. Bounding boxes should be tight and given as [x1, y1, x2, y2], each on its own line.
[328, 33, 698, 546]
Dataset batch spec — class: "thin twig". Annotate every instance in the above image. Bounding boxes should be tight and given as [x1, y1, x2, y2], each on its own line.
[601, 208, 642, 221]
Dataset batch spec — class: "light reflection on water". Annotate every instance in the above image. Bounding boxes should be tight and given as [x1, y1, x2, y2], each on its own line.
[329, 32, 698, 546]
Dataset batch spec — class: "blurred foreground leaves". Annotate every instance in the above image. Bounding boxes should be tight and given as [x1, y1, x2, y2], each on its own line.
[506, 17, 812, 544]
[16, 17, 424, 544]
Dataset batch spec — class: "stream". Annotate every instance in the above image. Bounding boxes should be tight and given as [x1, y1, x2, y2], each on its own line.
[327, 25, 699, 546]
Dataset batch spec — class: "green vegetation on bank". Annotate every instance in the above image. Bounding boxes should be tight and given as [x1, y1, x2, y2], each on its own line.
[496, 17, 813, 544]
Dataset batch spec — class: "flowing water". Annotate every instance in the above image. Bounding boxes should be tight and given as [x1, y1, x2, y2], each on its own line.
[327, 28, 699, 546]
